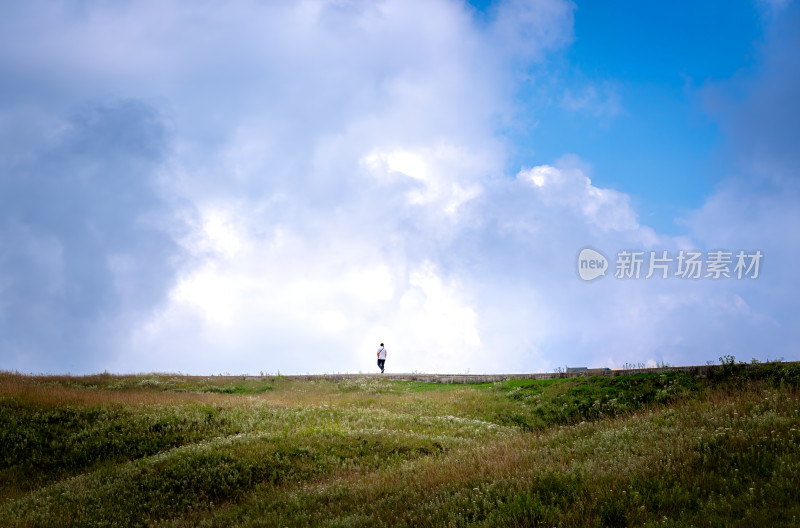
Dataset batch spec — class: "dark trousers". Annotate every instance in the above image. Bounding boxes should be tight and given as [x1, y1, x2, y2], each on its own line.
[377, 359, 385, 372]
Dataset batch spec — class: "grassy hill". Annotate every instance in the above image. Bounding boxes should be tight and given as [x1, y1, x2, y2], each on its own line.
[1, 361, 799, 527]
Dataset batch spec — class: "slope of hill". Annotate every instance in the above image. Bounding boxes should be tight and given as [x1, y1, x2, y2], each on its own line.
[1, 361, 799, 527]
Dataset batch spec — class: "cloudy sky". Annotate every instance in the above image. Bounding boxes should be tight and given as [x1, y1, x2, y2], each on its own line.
[1, 0, 798, 375]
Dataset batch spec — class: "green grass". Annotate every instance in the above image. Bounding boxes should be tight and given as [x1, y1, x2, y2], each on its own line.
[1, 363, 799, 526]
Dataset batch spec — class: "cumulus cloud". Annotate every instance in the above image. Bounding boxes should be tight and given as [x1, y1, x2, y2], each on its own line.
[0, 0, 796, 374]
[516, 160, 638, 231]
[0, 101, 179, 372]
[0, 0, 577, 373]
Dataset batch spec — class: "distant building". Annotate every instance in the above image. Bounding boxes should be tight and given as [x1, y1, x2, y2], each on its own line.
[566, 367, 588, 373]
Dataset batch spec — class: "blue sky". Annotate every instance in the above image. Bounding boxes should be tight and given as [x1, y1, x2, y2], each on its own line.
[1, 0, 798, 374]
[500, 1, 764, 232]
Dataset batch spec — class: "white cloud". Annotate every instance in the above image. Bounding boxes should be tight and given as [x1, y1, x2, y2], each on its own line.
[559, 83, 622, 118]
[516, 160, 639, 232]
[361, 144, 485, 214]
[123, 198, 489, 373]
[3, 0, 797, 374]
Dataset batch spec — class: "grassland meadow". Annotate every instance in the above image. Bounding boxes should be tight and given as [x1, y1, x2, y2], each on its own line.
[2, 361, 799, 527]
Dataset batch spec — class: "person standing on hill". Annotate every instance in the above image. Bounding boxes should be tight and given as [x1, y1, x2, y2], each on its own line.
[377, 343, 387, 373]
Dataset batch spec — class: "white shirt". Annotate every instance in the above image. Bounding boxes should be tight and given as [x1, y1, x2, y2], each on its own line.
[377, 347, 387, 359]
